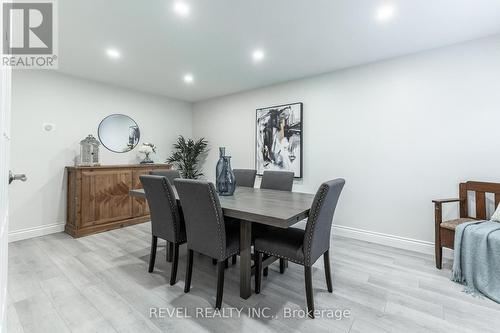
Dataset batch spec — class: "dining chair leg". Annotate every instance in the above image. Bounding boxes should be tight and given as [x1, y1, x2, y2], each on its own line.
[216, 261, 225, 310]
[169, 243, 180, 286]
[279, 259, 286, 274]
[323, 250, 333, 292]
[435, 244, 443, 269]
[263, 254, 269, 276]
[304, 266, 315, 319]
[255, 252, 262, 294]
[166, 241, 174, 262]
[184, 249, 194, 293]
[148, 236, 158, 273]
[232, 254, 237, 265]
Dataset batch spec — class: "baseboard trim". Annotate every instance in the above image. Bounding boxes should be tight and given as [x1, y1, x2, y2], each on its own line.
[332, 224, 454, 259]
[8, 223, 65, 243]
[7, 221, 453, 259]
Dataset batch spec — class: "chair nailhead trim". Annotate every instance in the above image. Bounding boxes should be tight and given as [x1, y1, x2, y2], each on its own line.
[225, 250, 240, 258]
[255, 249, 304, 265]
[162, 179, 181, 241]
[208, 184, 225, 260]
[305, 183, 328, 266]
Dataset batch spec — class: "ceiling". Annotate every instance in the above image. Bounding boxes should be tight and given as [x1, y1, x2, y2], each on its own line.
[58, 0, 500, 102]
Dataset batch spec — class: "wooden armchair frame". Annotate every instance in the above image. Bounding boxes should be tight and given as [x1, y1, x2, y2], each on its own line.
[433, 181, 500, 269]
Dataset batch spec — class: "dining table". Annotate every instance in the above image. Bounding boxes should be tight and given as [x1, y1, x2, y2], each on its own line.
[129, 185, 315, 299]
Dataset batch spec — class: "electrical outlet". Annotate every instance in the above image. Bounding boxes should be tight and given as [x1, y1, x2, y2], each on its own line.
[42, 123, 55, 132]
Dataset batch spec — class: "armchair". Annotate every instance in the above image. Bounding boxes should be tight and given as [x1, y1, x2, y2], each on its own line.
[433, 181, 500, 269]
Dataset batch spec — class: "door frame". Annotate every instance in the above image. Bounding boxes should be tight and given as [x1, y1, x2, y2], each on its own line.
[0, 3, 12, 331]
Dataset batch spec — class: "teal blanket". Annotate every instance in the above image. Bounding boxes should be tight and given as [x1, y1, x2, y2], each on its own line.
[451, 220, 500, 303]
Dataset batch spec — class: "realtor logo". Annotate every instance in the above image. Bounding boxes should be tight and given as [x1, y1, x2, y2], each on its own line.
[2, 0, 58, 69]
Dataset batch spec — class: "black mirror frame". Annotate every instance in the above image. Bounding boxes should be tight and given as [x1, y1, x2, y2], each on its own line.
[97, 114, 141, 153]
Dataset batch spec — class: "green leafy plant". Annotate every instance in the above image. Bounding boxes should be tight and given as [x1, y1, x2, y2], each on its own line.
[166, 136, 209, 179]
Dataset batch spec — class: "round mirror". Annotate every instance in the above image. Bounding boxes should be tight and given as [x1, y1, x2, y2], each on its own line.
[98, 114, 140, 153]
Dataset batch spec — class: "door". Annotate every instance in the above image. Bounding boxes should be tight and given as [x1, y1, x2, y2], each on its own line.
[0, 39, 12, 333]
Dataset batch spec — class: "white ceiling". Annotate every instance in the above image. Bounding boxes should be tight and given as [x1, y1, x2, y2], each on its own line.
[58, 0, 500, 102]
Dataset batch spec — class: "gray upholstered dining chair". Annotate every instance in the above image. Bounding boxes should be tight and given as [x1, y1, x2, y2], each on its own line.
[140, 175, 186, 286]
[260, 170, 294, 191]
[233, 169, 257, 187]
[149, 169, 182, 260]
[174, 179, 240, 310]
[150, 169, 181, 184]
[254, 178, 345, 318]
[257, 170, 295, 275]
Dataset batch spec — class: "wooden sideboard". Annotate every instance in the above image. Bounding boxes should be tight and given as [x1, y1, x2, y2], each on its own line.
[65, 164, 171, 237]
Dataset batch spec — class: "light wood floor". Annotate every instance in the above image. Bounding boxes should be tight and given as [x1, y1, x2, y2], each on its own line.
[7, 222, 500, 333]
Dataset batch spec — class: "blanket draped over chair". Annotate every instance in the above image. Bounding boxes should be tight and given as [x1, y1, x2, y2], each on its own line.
[452, 220, 500, 303]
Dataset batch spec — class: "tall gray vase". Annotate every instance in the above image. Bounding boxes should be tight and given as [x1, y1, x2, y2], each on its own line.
[215, 147, 225, 192]
[215, 147, 235, 196]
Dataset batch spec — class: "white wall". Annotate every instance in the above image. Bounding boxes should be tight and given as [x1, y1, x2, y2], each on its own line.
[193, 36, 500, 249]
[8, 36, 500, 252]
[8, 71, 192, 241]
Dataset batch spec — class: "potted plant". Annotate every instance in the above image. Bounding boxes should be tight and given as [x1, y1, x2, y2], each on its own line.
[166, 136, 208, 179]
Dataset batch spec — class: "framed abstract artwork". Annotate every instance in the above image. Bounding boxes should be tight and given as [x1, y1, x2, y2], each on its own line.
[256, 102, 303, 178]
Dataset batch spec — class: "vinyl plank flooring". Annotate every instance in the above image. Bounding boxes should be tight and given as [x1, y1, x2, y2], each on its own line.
[443, 302, 500, 333]
[47, 253, 102, 289]
[13, 293, 70, 333]
[80, 282, 162, 333]
[418, 276, 500, 311]
[8, 223, 500, 333]
[47, 287, 117, 332]
[349, 318, 391, 333]
[7, 302, 25, 333]
[7, 271, 44, 303]
[384, 291, 444, 320]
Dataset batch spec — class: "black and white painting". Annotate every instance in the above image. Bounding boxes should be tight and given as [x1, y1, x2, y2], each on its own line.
[256, 102, 303, 178]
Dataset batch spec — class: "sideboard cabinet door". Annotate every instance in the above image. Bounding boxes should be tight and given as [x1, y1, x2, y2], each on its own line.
[80, 170, 133, 227]
[132, 168, 153, 217]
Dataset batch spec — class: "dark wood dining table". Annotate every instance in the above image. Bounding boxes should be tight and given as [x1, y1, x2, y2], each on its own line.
[129, 186, 315, 299]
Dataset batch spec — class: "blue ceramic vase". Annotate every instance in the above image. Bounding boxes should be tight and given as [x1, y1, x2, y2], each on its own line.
[215, 147, 235, 196]
[215, 147, 225, 191]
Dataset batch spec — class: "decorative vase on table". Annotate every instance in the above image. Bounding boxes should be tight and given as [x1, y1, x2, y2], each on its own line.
[215, 147, 235, 196]
[138, 143, 156, 164]
[215, 147, 225, 190]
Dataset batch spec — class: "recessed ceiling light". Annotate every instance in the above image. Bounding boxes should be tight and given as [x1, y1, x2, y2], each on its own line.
[183, 74, 194, 84]
[376, 5, 395, 22]
[173, 2, 190, 17]
[252, 49, 265, 62]
[106, 48, 121, 59]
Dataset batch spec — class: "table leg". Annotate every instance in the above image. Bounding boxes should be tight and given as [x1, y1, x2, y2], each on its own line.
[240, 220, 252, 299]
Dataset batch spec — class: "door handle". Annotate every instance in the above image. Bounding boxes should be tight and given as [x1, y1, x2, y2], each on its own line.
[9, 171, 27, 184]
